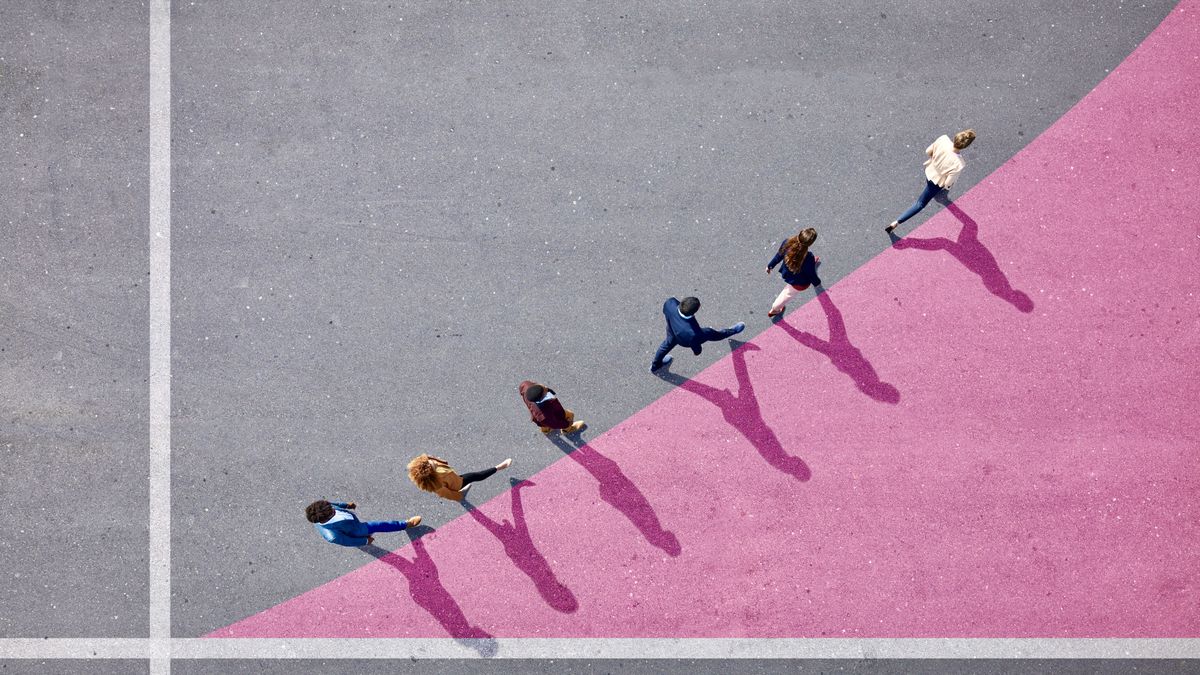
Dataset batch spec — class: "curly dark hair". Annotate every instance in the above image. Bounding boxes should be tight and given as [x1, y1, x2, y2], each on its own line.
[407, 454, 442, 493]
[524, 384, 546, 402]
[305, 500, 335, 524]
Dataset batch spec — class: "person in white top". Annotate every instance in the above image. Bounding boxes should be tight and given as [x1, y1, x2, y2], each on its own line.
[886, 129, 976, 233]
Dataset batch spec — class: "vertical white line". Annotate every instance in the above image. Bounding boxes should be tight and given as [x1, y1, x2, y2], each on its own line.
[148, 0, 172, 672]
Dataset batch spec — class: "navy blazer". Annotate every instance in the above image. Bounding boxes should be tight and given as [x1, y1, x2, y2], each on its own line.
[767, 246, 821, 288]
[662, 297, 705, 354]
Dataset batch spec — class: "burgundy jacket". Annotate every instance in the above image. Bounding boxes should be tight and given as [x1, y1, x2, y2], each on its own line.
[518, 380, 570, 429]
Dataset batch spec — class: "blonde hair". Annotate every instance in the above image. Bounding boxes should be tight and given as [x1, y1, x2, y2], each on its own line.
[407, 454, 440, 493]
[953, 129, 976, 150]
[783, 228, 818, 273]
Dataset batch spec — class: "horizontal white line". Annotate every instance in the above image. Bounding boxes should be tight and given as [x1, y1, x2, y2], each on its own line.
[1, 638, 1198, 660]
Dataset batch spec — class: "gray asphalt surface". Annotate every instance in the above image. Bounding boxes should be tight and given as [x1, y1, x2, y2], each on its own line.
[0, 4, 148, 637]
[170, 0, 1178, 636]
[0, 663, 145, 675]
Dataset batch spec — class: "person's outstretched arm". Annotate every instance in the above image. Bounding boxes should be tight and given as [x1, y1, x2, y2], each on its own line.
[766, 245, 784, 274]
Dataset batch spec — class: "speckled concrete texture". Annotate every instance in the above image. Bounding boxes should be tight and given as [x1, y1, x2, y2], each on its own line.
[169, 659, 1200, 675]
[0, 3, 149, 637]
[0, 663, 146, 675]
[170, 0, 1180, 636]
[211, 1, 1199, 639]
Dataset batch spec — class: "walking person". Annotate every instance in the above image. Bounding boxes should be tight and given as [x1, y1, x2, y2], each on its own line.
[886, 129, 976, 233]
[305, 500, 422, 547]
[519, 380, 586, 434]
[649, 296, 745, 373]
[766, 227, 821, 318]
[407, 454, 513, 502]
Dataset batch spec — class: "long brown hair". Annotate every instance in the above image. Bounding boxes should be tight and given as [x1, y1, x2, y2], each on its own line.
[407, 454, 440, 493]
[783, 228, 818, 272]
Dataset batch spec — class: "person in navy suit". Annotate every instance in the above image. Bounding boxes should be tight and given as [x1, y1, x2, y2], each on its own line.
[650, 296, 745, 372]
[305, 500, 422, 547]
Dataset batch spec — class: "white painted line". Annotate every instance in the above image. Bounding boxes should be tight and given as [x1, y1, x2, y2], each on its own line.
[2, 638, 1199, 660]
[148, 0, 172, 673]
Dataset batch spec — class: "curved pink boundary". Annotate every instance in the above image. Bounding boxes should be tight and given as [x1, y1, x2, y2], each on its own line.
[213, 1, 1200, 638]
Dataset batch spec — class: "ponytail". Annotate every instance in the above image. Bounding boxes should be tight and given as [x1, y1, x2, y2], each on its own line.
[783, 228, 818, 272]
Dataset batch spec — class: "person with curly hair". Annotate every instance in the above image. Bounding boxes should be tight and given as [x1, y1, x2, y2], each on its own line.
[649, 296, 745, 373]
[766, 227, 821, 318]
[407, 454, 513, 502]
[304, 499, 421, 547]
[519, 380, 586, 434]
[886, 129, 977, 233]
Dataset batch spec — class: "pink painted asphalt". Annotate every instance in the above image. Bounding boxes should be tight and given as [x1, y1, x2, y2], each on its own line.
[214, 2, 1200, 638]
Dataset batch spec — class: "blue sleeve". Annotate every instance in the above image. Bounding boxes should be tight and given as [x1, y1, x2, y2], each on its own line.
[340, 533, 370, 547]
[805, 253, 822, 285]
[330, 502, 350, 509]
[767, 246, 784, 271]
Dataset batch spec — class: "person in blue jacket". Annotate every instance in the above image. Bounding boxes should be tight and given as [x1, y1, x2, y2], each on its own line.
[305, 500, 422, 547]
[649, 296, 745, 373]
[765, 227, 821, 318]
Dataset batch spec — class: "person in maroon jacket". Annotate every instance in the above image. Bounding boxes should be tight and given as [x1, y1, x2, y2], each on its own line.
[519, 380, 586, 434]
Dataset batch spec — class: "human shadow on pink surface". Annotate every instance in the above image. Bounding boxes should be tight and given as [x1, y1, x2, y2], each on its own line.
[547, 434, 682, 557]
[655, 340, 812, 482]
[775, 291, 901, 405]
[362, 535, 497, 656]
[463, 478, 579, 614]
[891, 202, 1034, 313]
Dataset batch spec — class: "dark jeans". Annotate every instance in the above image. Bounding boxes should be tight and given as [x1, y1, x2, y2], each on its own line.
[459, 467, 497, 485]
[896, 179, 946, 224]
[652, 326, 739, 367]
[364, 520, 408, 534]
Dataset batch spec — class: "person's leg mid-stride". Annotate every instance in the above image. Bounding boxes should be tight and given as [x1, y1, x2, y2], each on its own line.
[887, 129, 976, 234]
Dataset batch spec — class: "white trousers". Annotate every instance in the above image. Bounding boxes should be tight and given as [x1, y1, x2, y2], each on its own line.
[770, 283, 809, 313]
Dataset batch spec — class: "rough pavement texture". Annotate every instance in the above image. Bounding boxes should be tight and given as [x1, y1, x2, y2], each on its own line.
[170, 659, 1200, 675]
[0, 663, 146, 675]
[212, 0, 1200, 639]
[171, 0, 1180, 634]
[0, 3, 149, 637]
[170, 0, 1180, 635]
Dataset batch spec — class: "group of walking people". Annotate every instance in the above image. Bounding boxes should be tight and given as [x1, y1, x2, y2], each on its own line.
[304, 129, 977, 547]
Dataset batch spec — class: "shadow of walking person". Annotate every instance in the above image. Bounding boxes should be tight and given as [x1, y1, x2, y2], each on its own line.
[774, 291, 901, 404]
[362, 534, 498, 657]
[546, 434, 682, 557]
[891, 201, 1034, 313]
[655, 340, 812, 481]
[464, 478, 579, 613]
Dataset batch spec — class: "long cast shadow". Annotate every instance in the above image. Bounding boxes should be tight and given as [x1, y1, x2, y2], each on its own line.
[465, 478, 579, 613]
[774, 291, 901, 404]
[892, 201, 1034, 313]
[362, 533, 497, 657]
[547, 434, 682, 557]
[655, 340, 811, 481]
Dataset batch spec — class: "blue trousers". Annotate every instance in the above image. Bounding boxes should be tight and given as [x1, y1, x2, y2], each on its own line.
[895, 179, 946, 224]
[365, 520, 408, 534]
[652, 326, 738, 367]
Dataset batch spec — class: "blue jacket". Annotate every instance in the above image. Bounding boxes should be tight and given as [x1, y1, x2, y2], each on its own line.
[768, 246, 821, 288]
[314, 502, 371, 547]
[663, 297, 705, 354]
